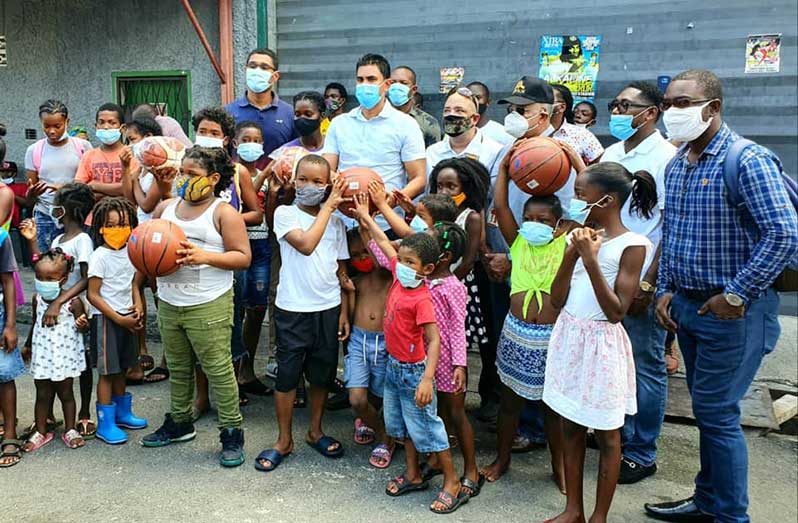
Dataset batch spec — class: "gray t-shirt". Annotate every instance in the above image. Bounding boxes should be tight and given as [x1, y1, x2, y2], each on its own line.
[25, 138, 93, 214]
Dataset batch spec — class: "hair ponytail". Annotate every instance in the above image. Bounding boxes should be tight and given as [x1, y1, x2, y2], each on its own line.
[630, 170, 658, 220]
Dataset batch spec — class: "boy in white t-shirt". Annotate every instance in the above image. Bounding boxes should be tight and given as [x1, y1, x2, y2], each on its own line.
[255, 154, 350, 472]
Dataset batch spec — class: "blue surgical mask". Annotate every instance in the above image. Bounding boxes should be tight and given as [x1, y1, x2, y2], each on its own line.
[246, 68, 273, 93]
[396, 262, 424, 289]
[96, 128, 122, 145]
[237, 142, 264, 163]
[568, 196, 609, 225]
[518, 221, 554, 246]
[35, 278, 61, 301]
[387, 83, 411, 107]
[355, 84, 382, 110]
[608, 114, 638, 141]
[294, 184, 328, 207]
[194, 135, 225, 149]
[409, 215, 428, 233]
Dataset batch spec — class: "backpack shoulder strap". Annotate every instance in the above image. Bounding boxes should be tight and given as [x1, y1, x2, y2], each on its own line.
[722, 138, 756, 208]
[32, 139, 47, 172]
[70, 137, 86, 157]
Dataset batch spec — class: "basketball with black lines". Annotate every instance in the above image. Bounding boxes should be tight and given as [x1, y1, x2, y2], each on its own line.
[509, 137, 571, 196]
[127, 219, 187, 279]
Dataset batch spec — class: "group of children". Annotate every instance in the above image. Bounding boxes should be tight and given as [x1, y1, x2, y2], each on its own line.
[0, 96, 657, 520]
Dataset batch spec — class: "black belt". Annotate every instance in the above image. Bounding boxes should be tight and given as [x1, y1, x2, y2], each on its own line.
[676, 287, 724, 302]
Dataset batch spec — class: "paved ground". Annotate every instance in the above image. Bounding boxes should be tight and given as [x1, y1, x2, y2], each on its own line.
[3, 272, 797, 522]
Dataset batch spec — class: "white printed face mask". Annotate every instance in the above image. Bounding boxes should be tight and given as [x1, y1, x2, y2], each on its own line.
[663, 101, 714, 143]
[194, 135, 225, 149]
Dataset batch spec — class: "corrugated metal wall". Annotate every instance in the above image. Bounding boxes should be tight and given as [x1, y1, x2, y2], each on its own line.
[274, 0, 797, 173]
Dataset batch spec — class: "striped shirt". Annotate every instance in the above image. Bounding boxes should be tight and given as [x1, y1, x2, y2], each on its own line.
[657, 123, 798, 304]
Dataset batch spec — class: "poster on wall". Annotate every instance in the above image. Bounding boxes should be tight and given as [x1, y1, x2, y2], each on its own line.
[439, 67, 465, 93]
[0, 36, 6, 67]
[538, 35, 601, 101]
[745, 34, 781, 73]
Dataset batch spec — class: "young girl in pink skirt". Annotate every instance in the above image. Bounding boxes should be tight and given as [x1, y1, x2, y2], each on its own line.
[543, 162, 657, 523]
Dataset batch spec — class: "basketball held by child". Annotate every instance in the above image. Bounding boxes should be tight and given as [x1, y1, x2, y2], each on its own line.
[133, 136, 186, 170]
[509, 137, 571, 196]
[127, 219, 187, 278]
[337, 167, 384, 218]
[272, 146, 308, 183]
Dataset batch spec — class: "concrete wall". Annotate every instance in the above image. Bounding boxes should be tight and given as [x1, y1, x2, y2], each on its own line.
[273, 0, 798, 174]
[0, 0, 259, 168]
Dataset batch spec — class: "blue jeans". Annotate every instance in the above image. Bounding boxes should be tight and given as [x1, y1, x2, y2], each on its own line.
[670, 289, 780, 523]
[243, 238, 271, 307]
[34, 210, 60, 253]
[621, 301, 668, 466]
[383, 356, 449, 453]
[230, 271, 246, 362]
[0, 307, 25, 383]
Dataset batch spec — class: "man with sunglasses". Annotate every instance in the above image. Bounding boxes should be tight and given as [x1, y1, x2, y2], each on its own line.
[600, 81, 676, 485]
[646, 69, 797, 523]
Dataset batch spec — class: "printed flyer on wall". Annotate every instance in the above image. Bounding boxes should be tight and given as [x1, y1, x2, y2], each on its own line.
[745, 34, 781, 73]
[538, 35, 601, 101]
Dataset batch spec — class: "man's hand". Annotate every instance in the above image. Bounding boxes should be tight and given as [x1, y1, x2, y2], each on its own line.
[415, 376, 434, 408]
[655, 293, 678, 333]
[698, 294, 745, 320]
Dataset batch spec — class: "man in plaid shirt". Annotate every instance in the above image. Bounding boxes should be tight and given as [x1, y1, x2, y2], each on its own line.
[646, 69, 798, 523]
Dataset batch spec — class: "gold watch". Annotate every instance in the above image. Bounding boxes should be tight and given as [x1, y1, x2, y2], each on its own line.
[640, 281, 656, 294]
[724, 292, 744, 307]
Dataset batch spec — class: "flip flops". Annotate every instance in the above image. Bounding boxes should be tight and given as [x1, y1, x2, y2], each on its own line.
[144, 367, 170, 384]
[459, 474, 486, 500]
[369, 443, 396, 469]
[420, 462, 444, 482]
[23, 431, 54, 453]
[0, 439, 23, 467]
[254, 449, 291, 472]
[430, 489, 466, 514]
[139, 354, 155, 371]
[77, 418, 96, 439]
[354, 418, 375, 445]
[306, 435, 344, 458]
[238, 378, 273, 396]
[385, 473, 429, 497]
[61, 429, 85, 449]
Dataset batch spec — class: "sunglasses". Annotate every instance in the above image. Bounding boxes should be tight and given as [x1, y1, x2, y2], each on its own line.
[448, 85, 480, 112]
[607, 100, 651, 113]
[661, 98, 713, 110]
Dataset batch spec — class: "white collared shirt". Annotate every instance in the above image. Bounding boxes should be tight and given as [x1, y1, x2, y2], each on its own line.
[600, 129, 676, 275]
[425, 127, 504, 179]
[480, 119, 515, 146]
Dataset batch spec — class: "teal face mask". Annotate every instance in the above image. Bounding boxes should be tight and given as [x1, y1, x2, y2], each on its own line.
[387, 83, 411, 107]
[35, 278, 62, 301]
[237, 142, 264, 163]
[96, 128, 122, 145]
[396, 262, 423, 289]
[518, 221, 554, 246]
[409, 215, 428, 233]
[355, 84, 382, 110]
[568, 196, 609, 225]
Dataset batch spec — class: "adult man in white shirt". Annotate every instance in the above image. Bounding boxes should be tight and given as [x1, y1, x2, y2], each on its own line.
[323, 53, 427, 231]
[600, 81, 676, 484]
[467, 81, 515, 146]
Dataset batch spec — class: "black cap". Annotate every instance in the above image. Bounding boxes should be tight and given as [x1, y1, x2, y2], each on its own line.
[498, 76, 555, 105]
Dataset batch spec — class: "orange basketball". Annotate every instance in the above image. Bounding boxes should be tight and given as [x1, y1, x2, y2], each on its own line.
[133, 136, 186, 170]
[509, 137, 571, 196]
[272, 146, 308, 183]
[127, 219, 187, 278]
[337, 167, 384, 218]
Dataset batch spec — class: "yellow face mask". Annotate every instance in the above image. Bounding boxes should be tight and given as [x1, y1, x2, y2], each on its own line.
[176, 175, 213, 202]
[451, 192, 467, 207]
[101, 226, 132, 250]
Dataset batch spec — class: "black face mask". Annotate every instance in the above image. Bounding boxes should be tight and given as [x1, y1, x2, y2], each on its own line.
[294, 117, 321, 137]
[477, 103, 487, 116]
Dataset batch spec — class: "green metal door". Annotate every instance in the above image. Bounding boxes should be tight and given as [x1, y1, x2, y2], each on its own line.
[112, 71, 192, 137]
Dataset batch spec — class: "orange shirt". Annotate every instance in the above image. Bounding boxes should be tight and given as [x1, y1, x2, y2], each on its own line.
[75, 147, 139, 185]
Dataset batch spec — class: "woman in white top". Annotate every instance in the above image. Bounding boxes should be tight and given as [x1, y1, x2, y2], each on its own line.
[142, 147, 251, 468]
[543, 162, 656, 523]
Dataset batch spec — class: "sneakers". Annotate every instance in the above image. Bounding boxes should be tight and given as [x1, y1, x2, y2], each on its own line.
[618, 456, 657, 484]
[219, 427, 245, 467]
[141, 414, 196, 447]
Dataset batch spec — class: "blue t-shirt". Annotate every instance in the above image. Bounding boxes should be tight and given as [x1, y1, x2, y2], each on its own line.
[225, 92, 297, 169]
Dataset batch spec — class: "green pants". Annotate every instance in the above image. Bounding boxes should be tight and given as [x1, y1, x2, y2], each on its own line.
[157, 289, 242, 429]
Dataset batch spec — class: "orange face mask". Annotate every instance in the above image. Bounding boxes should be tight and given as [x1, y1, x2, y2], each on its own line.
[101, 226, 132, 250]
[451, 192, 467, 207]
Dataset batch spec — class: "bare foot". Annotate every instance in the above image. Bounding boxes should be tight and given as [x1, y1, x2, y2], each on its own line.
[480, 458, 510, 482]
[587, 515, 607, 523]
[544, 510, 585, 523]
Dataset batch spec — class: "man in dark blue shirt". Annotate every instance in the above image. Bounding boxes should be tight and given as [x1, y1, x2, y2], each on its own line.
[225, 48, 297, 170]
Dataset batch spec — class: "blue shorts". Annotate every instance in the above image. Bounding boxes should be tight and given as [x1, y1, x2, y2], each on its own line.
[34, 210, 61, 254]
[0, 307, 25, 383]
[344, 326, 387, 397]
[383, 355, 449, 453]
[243, 238, 271, 307]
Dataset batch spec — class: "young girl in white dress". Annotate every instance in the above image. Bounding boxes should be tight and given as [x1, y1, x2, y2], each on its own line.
[543, 162, 656, 523]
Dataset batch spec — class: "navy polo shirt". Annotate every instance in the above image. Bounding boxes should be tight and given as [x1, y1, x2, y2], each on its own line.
[225, 92, 297, 168]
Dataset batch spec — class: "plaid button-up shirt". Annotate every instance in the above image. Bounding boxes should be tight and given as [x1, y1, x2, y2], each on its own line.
[658, 123, 798, 304]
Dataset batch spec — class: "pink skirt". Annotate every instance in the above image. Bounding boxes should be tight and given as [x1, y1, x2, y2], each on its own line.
[542, 310, 636, 430]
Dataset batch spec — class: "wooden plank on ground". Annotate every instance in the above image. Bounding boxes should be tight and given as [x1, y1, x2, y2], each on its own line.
[773, 395, 798, 425]
[665, 376, 779, 430]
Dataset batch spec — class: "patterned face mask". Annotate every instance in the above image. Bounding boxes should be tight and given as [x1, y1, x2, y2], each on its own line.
[443, 115, 474, 137]
[176, 175, 213, 202]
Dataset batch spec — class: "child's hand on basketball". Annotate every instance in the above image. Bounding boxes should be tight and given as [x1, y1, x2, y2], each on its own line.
[499, 141, 523, 180]
[570, 227, 602, 261]
[558, 141, 586, 174]
[323, 177, 348, 211]
[175, 240, 210, 266]
[453, 367, 467, 394]
[415, 376, 434, 408]
[367, 181, 388, 209]
[351, 193, 371, 221]
[18, 219, 37, 241]
[392, 190, 415, 215]
[75, 314, 89, 332]
[153, 166, 178, 185]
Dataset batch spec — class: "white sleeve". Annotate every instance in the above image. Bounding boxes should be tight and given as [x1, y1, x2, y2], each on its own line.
[76, 234, 96, 264]
[400, 121, 426, 163]
[268, 144, 285, 162]
[321, 118, 340, 156]
[24, 144, 36, 172]
[272, 206, 299, 240]
[87, 249, 106, 279]
[335, 218, 349, 260]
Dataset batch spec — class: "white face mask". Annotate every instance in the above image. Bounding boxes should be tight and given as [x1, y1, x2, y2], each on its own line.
[194, 135, 225, 149]
[503, 111, 542, 139]
[663, 101, 714, 143]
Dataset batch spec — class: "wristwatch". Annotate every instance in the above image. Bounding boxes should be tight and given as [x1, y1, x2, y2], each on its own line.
[724, 292, 744, 307]
[640, 281, 656, 293]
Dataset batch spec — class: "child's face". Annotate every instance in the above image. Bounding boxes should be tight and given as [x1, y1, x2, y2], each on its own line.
[35, 259, 67, 285]
[179, 157, 220, 199]
[236, 127, 264, 145]
[197, 119, 230, 149]
[435, 168, 463, 198]
[294, 162, 329, 191]
[41, 113, 68, 142]
[96, 110, 123, 130]
[574, 174, 612, 210]
[397, 245, 434, 277]
[104, 209, 125, 227]
[125, 128, 148, 144]
[348, 236, 368, 261]
[294, 99, 321, 120]
[523, 201, 559, 228]
[415, 203, 435, 228]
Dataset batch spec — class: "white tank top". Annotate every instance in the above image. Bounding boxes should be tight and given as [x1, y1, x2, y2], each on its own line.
[157, 198, 233, 306]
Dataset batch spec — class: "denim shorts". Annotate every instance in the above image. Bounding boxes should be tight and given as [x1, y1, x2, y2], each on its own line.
[383, 355, 449, 453]
[0, 307, 25, 383]
[34, 210, 61, 254]
[344, 326, 387, 397]
[243, 238, 271, 307]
